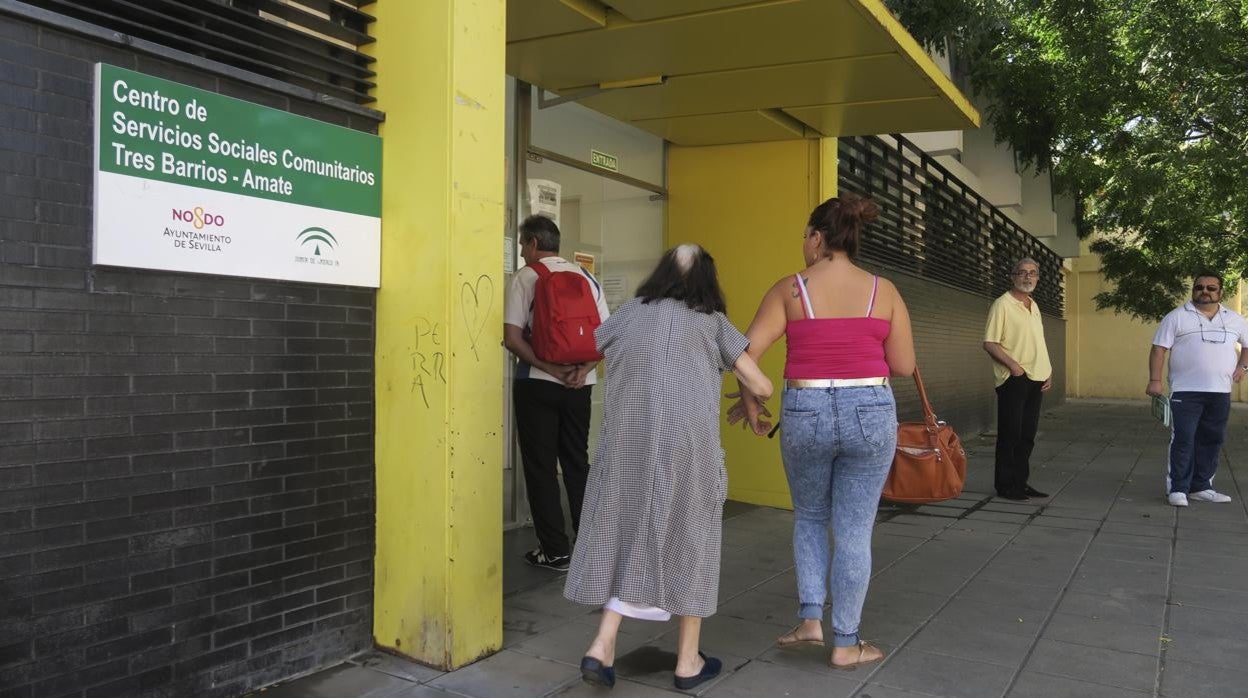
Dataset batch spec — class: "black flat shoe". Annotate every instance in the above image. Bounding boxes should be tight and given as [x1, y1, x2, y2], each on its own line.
[1023, 486, 1049, 498]
[997, 490, 1029, 501]
[580, 656, 615, 688]
[673, 651, 721, 691]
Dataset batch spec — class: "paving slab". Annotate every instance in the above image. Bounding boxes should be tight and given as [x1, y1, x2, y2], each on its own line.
[703, 658, 859, 698]
[427, 650, 580, 696]
[1159, 659, 1248, 697]
[1007, 671, 1151, 697]
[870, 647, 1014, 697]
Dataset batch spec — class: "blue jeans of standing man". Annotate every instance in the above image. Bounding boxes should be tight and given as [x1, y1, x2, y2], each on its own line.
[1168, 391, 1230, 494]
[779, 385, 896, 648]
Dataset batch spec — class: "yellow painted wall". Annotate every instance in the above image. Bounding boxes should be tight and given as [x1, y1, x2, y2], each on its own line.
[667, 139, 835, 508]
[1067, 243, 1248, 402]
[367, 0, 505, 669]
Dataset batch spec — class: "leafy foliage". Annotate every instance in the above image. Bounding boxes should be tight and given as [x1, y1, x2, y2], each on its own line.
[887, 0, 1248, 320]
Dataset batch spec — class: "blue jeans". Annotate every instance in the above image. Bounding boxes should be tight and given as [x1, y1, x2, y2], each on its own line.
[1168, 391, 1230, 494]
[779, 385, 896, 647]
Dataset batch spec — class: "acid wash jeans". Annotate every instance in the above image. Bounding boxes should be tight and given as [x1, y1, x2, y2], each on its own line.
[779, 384, 897, 647]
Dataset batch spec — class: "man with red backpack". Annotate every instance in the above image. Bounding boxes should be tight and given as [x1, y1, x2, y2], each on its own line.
[504, 215, 610, 571]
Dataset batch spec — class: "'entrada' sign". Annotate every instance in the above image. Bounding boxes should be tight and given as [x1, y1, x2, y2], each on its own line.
[93, 64, 381, 287]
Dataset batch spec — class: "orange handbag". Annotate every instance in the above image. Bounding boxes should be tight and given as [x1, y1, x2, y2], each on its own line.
[882, 366, 967, 504]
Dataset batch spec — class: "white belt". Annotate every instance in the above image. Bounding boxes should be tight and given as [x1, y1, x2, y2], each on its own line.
[785, 377, 889, 389]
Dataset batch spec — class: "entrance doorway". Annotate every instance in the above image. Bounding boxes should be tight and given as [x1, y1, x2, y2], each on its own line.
[501, 80, 667, 594]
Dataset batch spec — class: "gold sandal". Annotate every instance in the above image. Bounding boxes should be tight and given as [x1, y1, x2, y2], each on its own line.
[776, 625, 824, 647]
[828, 641, 884, 670]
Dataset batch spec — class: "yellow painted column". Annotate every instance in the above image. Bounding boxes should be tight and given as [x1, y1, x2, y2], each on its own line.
[667, 138, 835, 508]
[366, 1, 504, 668]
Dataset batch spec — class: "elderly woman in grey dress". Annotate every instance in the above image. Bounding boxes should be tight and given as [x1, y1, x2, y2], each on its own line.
[565, 244, 772, 691]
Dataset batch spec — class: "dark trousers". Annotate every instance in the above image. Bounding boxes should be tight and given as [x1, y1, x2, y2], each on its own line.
[1168, 391, 1230, 494]
[513, 379, 592, 558]
[994, 375, 1044, 495]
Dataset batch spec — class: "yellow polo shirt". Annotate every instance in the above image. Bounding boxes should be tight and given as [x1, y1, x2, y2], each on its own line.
[985, 291, 1052, 387]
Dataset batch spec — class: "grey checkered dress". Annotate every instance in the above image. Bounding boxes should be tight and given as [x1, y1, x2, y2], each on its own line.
[564, 297, 750, 618]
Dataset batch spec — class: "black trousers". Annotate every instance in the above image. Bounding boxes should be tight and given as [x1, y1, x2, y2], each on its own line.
[994, 375, 1044, 495]
[513, 379, 592, 558]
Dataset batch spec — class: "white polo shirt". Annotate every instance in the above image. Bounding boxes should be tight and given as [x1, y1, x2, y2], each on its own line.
[504, 257, 609, 385]
[1153, 302, 1248, 393]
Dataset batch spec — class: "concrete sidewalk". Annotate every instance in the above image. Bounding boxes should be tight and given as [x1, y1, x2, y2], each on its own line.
[258, 401, 1248, 697]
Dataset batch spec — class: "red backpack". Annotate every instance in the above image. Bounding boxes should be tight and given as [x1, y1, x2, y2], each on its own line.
[527, 261, 604, 364]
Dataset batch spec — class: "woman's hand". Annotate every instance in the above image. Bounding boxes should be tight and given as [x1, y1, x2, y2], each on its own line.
[725, 390, 773, 436]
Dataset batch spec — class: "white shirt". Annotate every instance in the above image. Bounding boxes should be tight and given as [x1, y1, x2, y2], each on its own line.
[504, 257, 610, 385]
[1153, 302, 1248, 393]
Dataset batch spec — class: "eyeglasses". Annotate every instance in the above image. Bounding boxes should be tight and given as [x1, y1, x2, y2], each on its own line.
[1193, 284, 1221, 292]
[1201, 313, 1229, 344]
[1013, 270, 1039, 279]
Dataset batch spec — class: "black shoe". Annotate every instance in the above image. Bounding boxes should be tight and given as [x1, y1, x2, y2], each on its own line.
[580, 656, 615, 688]
[997, 490, 1029, 501]
[674, 652, 722, 691]
[1023, 486, 1049, 498]
[524, 548, 570, 571]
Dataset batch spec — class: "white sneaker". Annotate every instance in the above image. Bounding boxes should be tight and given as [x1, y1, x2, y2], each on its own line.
[1188, 489, 1232, 503]
[1168, 492, 1189, 507]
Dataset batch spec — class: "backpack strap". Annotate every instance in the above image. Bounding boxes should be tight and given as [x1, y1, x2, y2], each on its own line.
[529, 260, 552, 280]
[794, 273, 815, 319]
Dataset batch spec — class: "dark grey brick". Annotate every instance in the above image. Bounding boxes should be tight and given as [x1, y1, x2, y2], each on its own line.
[82, 550, 170, 584]
[33, 539, 128, 573]
[36, 497, 129, 527]
[85, 434, 173, 458]
[132, 449, 213, 474]
[34, 333, 131, 353]
[132, 487, 212, 514]
[88, 354, 176, 373]
[87, 394, 174, 416]
[214, 300, 284, 319]
[0, 483, 82, 510]
[132, 412, 214, 434]
[34, 418, 130, 441]
[33, 375, 129, 397]
[85, 473, 173, 499]
[87, 313, 176, 334]
[85, 512, 174, 541]
[176, 317, 251, 336]
[34, 244, 90, 268]
[131, 296, 214, 316]
[35, 456, 130, 484]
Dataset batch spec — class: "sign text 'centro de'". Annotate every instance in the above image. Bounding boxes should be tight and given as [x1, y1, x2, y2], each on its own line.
[93, 64, 381, 287]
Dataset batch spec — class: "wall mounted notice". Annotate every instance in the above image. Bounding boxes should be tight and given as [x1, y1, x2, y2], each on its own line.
[527, 179, 561, 227]
[93, 63, 382, 287]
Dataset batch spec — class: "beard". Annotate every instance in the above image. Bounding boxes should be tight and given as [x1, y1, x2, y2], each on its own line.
[1014, 282, 1036, 294]
[1193, 293, 1217, 305]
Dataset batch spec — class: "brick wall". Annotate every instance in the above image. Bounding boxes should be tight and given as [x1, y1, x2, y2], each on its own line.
[1, 16, 376, 698]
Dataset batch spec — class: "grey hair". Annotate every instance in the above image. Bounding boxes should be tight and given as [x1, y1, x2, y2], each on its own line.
[1012, 257, 1040, 274]
[674, 243, 701, 273]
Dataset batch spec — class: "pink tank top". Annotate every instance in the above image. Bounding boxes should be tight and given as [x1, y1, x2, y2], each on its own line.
[784, 273, 891, 379]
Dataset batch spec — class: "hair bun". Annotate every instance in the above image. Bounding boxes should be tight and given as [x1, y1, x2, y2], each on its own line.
[840, 192, 879, 225]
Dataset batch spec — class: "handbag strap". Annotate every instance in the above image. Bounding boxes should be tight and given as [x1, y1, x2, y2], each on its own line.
[911, 365, 940, 430]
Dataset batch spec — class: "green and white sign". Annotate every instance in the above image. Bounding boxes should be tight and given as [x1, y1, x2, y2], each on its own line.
[590, 149, 618, 172]
[93, 64, 381, 287]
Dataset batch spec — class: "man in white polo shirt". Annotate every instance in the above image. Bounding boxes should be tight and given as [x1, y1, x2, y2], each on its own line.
[1147, 272, 1248, 506]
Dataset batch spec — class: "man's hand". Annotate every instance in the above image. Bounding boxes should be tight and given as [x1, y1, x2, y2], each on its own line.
[725, 390, 772, 436]
[539, 362, 576, 385]
[1145, 380, 1166, 397]
[1010, 364, 1026, 378]
[1041, 376, 1052, 392]
[566, 363, 595, 389]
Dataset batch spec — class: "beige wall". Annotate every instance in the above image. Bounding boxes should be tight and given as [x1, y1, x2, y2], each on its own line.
[1066, 245, 1248, 402]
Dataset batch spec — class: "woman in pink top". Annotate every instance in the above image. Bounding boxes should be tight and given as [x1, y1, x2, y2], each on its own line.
[730, 193, 915, 670]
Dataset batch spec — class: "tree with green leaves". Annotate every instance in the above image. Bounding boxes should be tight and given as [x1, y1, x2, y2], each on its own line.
[886, 0, 1248, 321]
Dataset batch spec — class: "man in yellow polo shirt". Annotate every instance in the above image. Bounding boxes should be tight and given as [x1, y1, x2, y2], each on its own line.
[983, 258, 1053, 501]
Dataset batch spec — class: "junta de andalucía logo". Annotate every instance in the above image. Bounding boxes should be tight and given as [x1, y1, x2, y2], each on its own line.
[294, 226, 340, 267]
